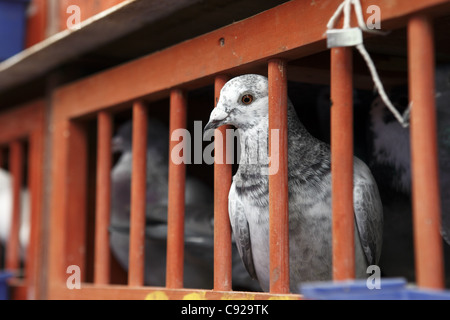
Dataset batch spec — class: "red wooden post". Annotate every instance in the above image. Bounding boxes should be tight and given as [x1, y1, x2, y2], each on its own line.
[408, 14, 444, 289]
[166, 89, 187, 289]
[6, 141, 23, 272]
[128, 101, 148, 287]
[94, 111, 113, 285]
[331, 47, 355, 281]
[26, 129, 45, 299]
[213, 75, 233, 291]
[268, 59, 290, 293]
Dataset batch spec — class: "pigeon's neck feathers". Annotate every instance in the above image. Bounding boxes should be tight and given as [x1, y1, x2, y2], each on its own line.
[235, 101, 324, 178]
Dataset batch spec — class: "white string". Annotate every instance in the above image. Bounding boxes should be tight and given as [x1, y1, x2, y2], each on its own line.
[343, 0, 352, 29]
[327, 0, 410, 128]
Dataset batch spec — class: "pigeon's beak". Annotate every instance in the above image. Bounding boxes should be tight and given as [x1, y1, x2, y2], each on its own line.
[203, 119, 222, 132]
[203, 107, 229, 139]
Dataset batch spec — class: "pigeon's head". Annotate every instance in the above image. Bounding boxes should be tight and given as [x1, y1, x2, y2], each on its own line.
[112, 118, 169, 155]
[112, 121, 133, 154]
[204, 74, 269, 134]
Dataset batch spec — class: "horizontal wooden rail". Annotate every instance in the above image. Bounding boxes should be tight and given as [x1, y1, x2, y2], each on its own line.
[0, 101, 45, 145]
[50, 283, 302, 300]
[53, 0, 450, 122]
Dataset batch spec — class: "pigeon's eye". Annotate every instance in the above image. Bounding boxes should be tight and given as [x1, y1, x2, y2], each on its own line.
[241, 94, 254, 105]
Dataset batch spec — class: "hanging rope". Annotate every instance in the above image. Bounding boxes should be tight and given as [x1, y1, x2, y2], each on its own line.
[326, 0, 411, 128]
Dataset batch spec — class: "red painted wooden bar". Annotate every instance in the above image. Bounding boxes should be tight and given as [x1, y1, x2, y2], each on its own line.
[268, 59, 290, 293]
[166, 89, 187, 289]
[128, 101, 148, 287]
[94, 111, 113, 285]
[408, 14, 445, 289]
[213, 75, 233, 291]
[330, 46, 355, 281]
[6, 141, 23, 272]
[65, 122, 88, 284]
[26, 129, 45, 299]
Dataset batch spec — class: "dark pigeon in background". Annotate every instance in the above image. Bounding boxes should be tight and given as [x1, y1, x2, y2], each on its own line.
[110, 118, 260, 291]
[315, 86, 372, 163]
[368, 64, 450, 285]
[204, 74, 383, 292]
[435, 65, 450, 247]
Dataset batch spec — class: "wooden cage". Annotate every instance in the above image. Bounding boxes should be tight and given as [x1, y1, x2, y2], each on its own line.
[1, 0, 450, 300]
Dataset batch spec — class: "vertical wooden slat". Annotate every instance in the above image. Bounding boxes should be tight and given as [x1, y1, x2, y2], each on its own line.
[128, 101, 148, 287]
[408, 15, 444, 289]
[268, 59, 290, 293]
[48, 120, 71, 295]
[331, 47, 355, 281]
[166, 89, 187, 289]
[6, 141, 23, 272]
[67, 122, 89, 282]
[94, 111, 113, 285]
[26, 129, 44, 299]
[48, 119, 88, 297]
[213, 75, 233, 291]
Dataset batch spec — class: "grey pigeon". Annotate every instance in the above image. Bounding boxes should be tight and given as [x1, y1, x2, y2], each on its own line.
[204, 74, 383, 292]
[110, 118, 261, 291]
[369, 65, 450, 284]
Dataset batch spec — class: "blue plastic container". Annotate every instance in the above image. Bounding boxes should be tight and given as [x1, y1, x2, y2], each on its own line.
[0, 272, 13, 300]
[0, 0, 31, 61]
[300, 278, 450, 300]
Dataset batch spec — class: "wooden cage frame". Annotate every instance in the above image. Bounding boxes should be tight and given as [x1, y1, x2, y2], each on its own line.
[36, 0, 450, 299]
[0, 100, 45, 300]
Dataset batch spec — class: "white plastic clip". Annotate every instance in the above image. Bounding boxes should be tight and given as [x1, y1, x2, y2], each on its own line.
[327, 28, 363, 48]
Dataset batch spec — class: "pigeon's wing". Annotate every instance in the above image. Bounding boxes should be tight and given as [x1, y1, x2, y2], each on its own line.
[353, 158, 384, 265]
[144, 203, 214, 246]
[228, 182, 257, 280]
